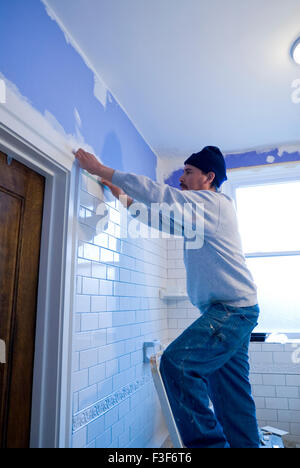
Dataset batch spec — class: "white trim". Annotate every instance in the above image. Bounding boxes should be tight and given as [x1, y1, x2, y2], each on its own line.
[223, 160, 300, 194]
[245, 251, 300, 258]
[0, 88, 79, 447]
[0, 84, 74, 171]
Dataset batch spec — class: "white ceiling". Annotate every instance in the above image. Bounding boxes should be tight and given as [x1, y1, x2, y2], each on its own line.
[45, 0, 300, 159]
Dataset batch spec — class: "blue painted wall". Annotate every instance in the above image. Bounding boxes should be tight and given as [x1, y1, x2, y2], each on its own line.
[0, 0, 157, 178]
[164, 169, 182, 190]
[164, 146, 300, 187]
[225, 147, 300, 169]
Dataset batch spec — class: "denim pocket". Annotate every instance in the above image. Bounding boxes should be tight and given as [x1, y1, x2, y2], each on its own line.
[239, 312, 259, 328]
[206, 303, 259, 351]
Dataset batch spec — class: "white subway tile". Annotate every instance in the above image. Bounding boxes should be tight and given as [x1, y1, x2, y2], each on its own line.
[109, 235, 120, 251]
[80, 190, 97, 211]
[87, 416, 105, 444]
[88, 363, 106, 386]
[265, 397, 288, 410]
[112, 311, 135, 327]
[111, 419, 125, 441]
[130, 350, 143, 366]
[278, 410, 300, 423]
[91, 262, 106, 279]
[256, 408, 277, 421]
[76, 295, 91, 313]
[106, 296, 120, 311]
[167, 240, 177, 249]
[105, 359, 119, 378]
[83, 243, 100, 261]
[253, 396, 265, 409]
[81, 313, 99, 331]
[97, 378, 113, 399]
[72, 369, 89, 392]
[107, 266, 119, 281]
[78, 223, 95, 243]
[94, 232, 109, 248]
[261, 343, 284, 352]
[91, 329, 107, 348]
[77, 258, 92, 276]
[249, 343, 262, 352]
[105, 407, 119, 430]
[167, 268, 185, 279]
[72, 426, 87, 448]
[167, 249, 182, 260]
[85, 176, 103, 199]
[74, 314, 81, 333]
[118, 399, 130, 419]
[119, 268, 131, 282]
[249, 373, 263, 385]
[262, 374, 286, 386]
[124, 339, 137, 354]
[119, 427, 130, 447]
[252, 385, 276, 397]
[95, 428, 112, 448]
[74, 333, 92, 352]
[98, 312, 113, 328]
[79, 348, 98, 370]
[289, 399, 300, 411]
[99, 279, 113, 295]
[100, 248, 114, 263]
[107, 325, 132, 344]
[77, 241, 84, 258]
[78, 384, 97, 411]
[167, 260, 177, 269]
[91, 295, 107, 312]
[273, 351, 295, 364]
[290, 423, 300, 436]
[250, 352, 273, 364]
[286, 375, 300, 386]
[76, 276, 82, 294]
[276, 385, 299, 398]
[82, 277, 99, 295]
[113, 368, 135, 391]
[168, 319, 178, 329]
[119, 354, 131, 372]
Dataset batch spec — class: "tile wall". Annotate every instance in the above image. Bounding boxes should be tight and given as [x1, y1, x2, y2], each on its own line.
[72, 173, 169, 448]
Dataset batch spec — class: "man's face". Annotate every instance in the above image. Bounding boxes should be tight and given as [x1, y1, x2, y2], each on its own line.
[179, 164, 215, 191]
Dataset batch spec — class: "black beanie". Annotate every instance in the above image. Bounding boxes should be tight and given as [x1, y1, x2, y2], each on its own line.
[184, 146, 227, 188]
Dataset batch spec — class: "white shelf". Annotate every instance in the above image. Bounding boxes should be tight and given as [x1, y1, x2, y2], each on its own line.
[159, 289, 188, 300]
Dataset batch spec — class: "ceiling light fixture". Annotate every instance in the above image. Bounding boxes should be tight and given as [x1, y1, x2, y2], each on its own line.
[291, 37, 300, 64]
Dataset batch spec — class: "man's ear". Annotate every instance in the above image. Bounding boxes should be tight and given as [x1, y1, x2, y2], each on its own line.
[207, 172, 216, 184]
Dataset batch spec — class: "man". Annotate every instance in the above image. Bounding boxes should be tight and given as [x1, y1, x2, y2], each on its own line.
[74, 146, 260, 448]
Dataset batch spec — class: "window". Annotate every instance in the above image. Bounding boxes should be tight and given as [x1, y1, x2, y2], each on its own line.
[224, 163, 300, 333]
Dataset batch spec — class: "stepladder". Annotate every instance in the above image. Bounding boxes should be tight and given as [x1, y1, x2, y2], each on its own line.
[150, 351, 184, 448]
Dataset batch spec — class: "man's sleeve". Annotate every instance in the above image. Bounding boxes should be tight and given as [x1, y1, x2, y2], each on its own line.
[127, 200, 181, 236]
[111, 169, 214, 238]
[112, 169, 189, 206]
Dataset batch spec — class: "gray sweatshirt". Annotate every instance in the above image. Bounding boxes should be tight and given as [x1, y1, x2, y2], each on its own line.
[111, 169, 258, 311]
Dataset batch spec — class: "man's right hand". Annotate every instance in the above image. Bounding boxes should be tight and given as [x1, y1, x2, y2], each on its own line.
[101, 179, 133, 208]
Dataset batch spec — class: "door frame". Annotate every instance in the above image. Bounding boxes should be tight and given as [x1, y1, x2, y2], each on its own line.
[0, 89, 79, 447]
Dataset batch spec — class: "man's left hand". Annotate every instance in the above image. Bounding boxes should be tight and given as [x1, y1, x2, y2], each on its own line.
[74, 148, 103, 175]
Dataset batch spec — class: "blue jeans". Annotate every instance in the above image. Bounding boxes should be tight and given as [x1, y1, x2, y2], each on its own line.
[160, 302, 260, 448]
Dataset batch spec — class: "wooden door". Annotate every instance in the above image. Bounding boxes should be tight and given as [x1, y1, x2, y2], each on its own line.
[0, 151, 45, 448]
